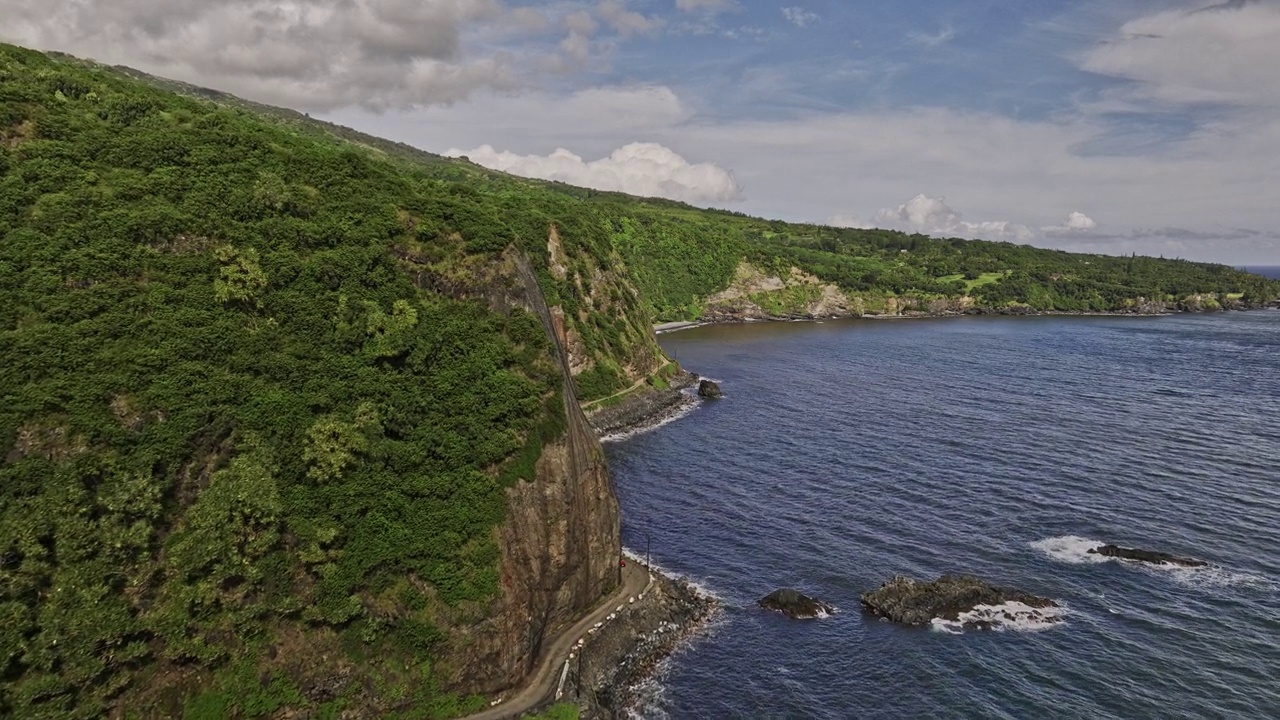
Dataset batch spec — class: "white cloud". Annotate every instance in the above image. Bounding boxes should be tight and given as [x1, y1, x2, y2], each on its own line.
[596, 0, 663, 37]
[907, 25, 957, 46]
[831, 194, 1036, 242]
[564, 9, 600, 36]
[1064, 211, 1098, 231]
[1081, 1, 1280, 108]
[1042, 211, 1098, 236]
[676, 0, 736, 13]
[330, 86, 1280, 261]
[0, 0, 661, 111]
[446, 142, 743, 203]
[782, 7, 819, 28]
[0, 0, 534, 110]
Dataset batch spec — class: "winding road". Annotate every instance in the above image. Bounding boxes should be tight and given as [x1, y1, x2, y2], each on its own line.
[462, 562, 650, 720]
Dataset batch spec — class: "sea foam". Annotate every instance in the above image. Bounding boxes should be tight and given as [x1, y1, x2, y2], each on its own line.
[599, 389, 702, 443]
[1029, 535, 1111, 564]
[929, 600, 1068, 634]
[1030, 535, 1273, 589]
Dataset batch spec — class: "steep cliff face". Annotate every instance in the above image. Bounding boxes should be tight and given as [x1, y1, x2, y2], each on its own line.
[446, 251, 621, 693]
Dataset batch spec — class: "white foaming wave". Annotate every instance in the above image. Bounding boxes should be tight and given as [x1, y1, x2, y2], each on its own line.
[620, 548, 724, 603]
[600, 394, 701, 443]
[623, 592, 730, 720]
[1030, 535, 1110, 564]
[1151, 564, 1274, 590]
[624, 653, 673, 720]
[1030, 536, 1274, 589]
[929, 601, 1068, 634]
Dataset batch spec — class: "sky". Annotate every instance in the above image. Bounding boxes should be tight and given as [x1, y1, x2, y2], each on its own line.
[4, 0, 1280, 264]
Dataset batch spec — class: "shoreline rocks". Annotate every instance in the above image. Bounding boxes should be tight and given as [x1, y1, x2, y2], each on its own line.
[861, 575, 1059, 629]
[554, 572, 719, 719]
[697, 379, 723, 398]
[758, 589, 833, 619]
[585, 371, 699, 438]
[1088, 544, 1207, 567]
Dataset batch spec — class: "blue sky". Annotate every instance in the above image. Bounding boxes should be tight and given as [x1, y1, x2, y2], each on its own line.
[5, 0, 1279, 262]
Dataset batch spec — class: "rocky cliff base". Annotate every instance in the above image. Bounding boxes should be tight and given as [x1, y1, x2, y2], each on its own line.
[585, 372, 701, 439]
[541, 570, 719, 719]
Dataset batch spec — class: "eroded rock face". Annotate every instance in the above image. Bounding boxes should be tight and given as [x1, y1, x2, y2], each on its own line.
[860, 575, 1058, 628]
[758, 589, 833, 619]
[1088, 544, 1206, 567]
[697, 379, 723, 398]
[447, 252, 621, 693]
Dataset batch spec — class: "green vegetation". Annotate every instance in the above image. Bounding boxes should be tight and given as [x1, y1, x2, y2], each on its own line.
[1, 42, 1277, 719]
[618, 220, 1277, 319]
[523, 704, 580, 720]
[0, 44, 590, 718]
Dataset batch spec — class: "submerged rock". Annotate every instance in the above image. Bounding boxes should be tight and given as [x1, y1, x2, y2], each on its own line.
[1088, 544, 1207, 567]
[697, 379, 723, 398]
[758, 589, 833, 619]
[860, 575, 1059, 628]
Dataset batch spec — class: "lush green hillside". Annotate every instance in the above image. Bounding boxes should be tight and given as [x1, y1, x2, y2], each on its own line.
[2, 42, 1277, 719]
[0, 44, 649, 718]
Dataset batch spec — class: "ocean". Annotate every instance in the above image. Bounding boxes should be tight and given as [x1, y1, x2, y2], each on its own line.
[1244, 266, 1280, 280]
[606, 311, 1280, 719]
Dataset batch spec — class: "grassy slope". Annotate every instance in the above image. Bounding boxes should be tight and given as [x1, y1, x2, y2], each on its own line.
[1, 43, 1278, 719]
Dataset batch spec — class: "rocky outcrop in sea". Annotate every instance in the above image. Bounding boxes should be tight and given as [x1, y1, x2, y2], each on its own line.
[1088, 544, 1207, 567]
[861, 575, 1060, 630]
[758, 589, 833, 619]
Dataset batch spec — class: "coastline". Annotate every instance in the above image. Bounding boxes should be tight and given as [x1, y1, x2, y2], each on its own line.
[666, 302, 1278, 332]
[542, 565, 719, 719]
[539, 378, 716, 718]
[586, 371, 702, 441]
[559, 302, 1280, 717]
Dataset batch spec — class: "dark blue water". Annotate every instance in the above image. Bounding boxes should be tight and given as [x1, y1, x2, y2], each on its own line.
[1244, 266, 1280, 280]
[607, 312, 1280, 719]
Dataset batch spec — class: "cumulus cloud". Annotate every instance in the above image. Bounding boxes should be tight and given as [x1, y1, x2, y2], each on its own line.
[1042, 211, 1098, 236]
[0, 0, 532, 110]
[0, 0, 661, 111]
[596, 0, 663, 37]
[334, 88, 1280, 261]
[782, 7, 819, 28]
[446, 142, 743, 203]
[1081, 1, 1280, 107]
[830, 195, 1036, 242]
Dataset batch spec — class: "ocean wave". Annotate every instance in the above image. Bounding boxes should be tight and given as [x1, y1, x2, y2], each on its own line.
[622, 594, 730, 720]
[1029, 536, 1273, 589]
[929, 600, 1068, 634]
[1159, 565, 1274, 590]
[1029, 535, 1112, 564]
[620, 548, 724, 603]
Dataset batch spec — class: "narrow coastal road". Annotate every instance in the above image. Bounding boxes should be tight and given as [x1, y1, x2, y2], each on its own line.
[578, 362, 674, 412]
[463, 562, 650, 720]
[653, 321, 702, 334]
